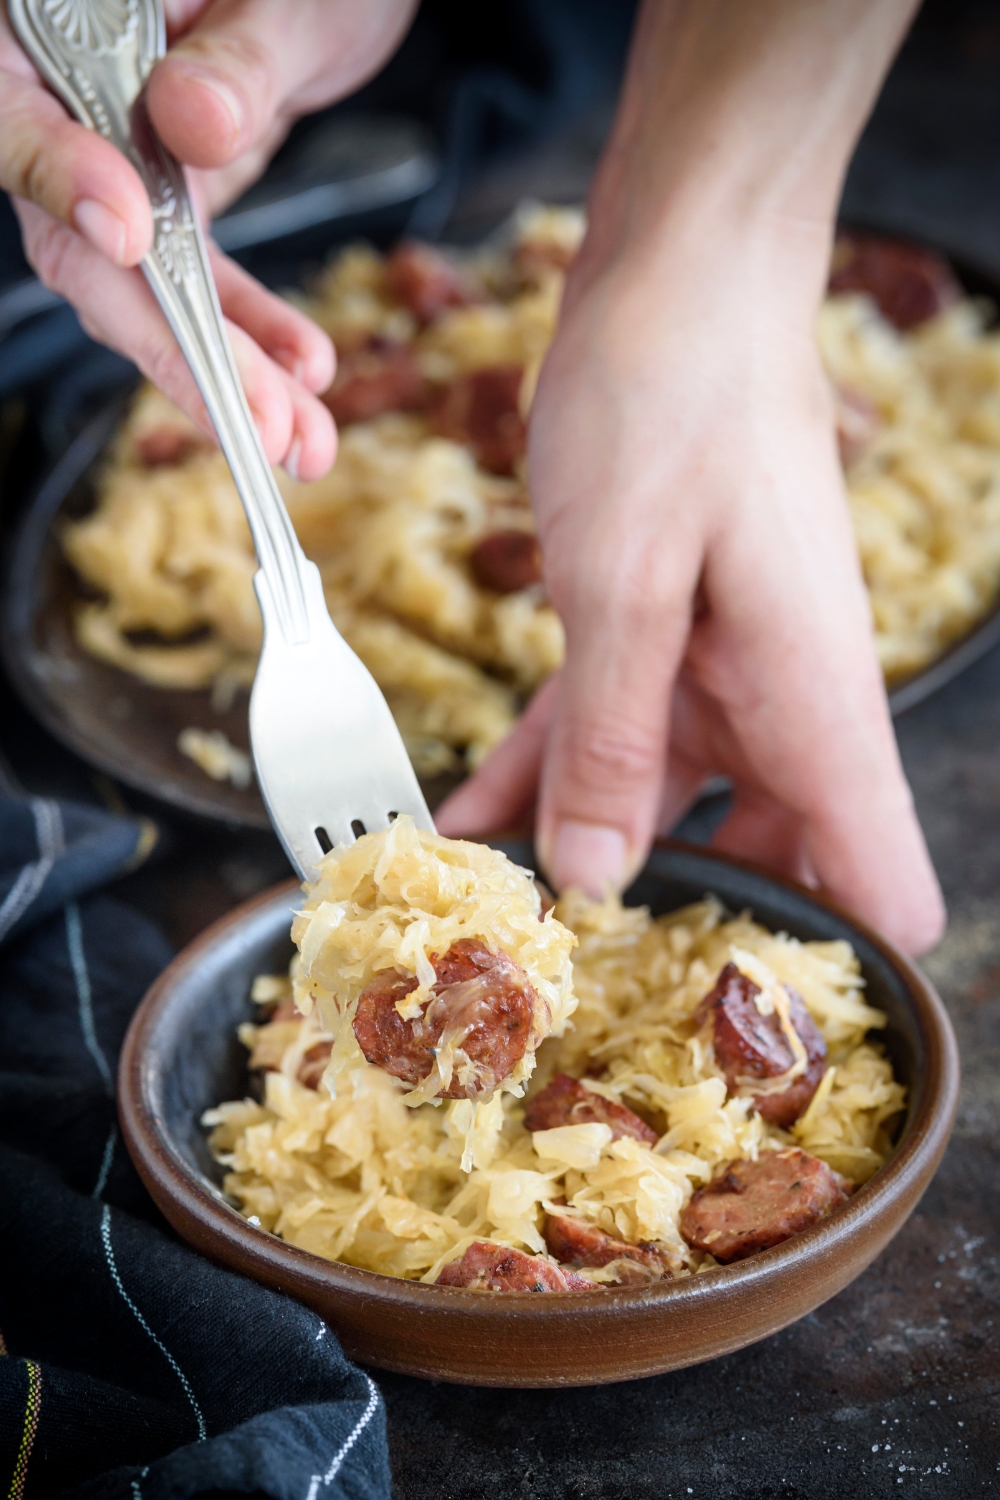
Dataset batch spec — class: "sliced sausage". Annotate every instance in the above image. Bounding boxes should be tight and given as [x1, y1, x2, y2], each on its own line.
[828, 231, 961, 330]
[384, 241, 479, 324]
[135, 426, 213, 466]
[544, 1212, 669, 1285]
[524, 1072, 659, 1146]
[352, 938, 536, 1098]
[323, 338, 430, 425]
[267, 994, 298, 1023]
[680, 1148, 852, 1264]
[469, 529, 543, 593]
[298, 1042, 333, 1090]
[252, 1000, 333, 1090]
[436, 1241, 590, 1291]
[430, 365, 526, 475]
[700, 962, 827, 1128]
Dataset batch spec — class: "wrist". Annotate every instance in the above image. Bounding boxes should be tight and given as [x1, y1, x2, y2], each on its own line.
[573, 0, 918, 307]
[578, 155, 837, 320]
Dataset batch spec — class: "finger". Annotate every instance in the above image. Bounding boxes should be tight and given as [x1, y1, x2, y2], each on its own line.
[221, 320, 335, 473]
[689, 491, 945, 955]
[653, 679, 723, 835]
[655, 756, 717, 837]
[536, 527, 701, 898]
[17, 200, 334, 474]
[711, 787, 815, 886]
[188, 116, 292, 219]
[436, 675, 559, 837]
[0, 67, 151, 265]
[212, 246, 334, 394]
[277, 364, 337, 481]
[147, 0, 419, 171]
[18, 199, 213, 432]
[163, 0, 211, 33]
[665, 677, 813, 877]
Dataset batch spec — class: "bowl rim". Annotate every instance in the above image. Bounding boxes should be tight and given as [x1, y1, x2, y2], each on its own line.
[118, 837, 960, 1324]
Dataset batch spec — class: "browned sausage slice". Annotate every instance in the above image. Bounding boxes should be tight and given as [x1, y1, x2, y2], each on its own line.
[430, 365, 526, 475]
[436, 1240, 590, 1291]
[323, 338, 430, 425]
[352, 938, 536, 1098]
[251, 996, 332, 1089]
[544, 1213, 669, 1284]
[297, 1042, 333, 1090]
[384, 241, 479, 324]
[469, 529, 543, 593]
[266, 994, 299, 1024]
[828, 231, 961, 330]
[700, 962, 827, 1128]
[680, 1149, 852, 1263]
[524, 1072, 659, 1145]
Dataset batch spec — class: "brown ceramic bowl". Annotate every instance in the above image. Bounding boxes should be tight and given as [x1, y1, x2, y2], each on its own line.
[118, 838, 959, 1388]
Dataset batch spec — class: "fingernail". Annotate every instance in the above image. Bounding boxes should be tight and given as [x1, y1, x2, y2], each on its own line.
[547, 820, 627, 898]
[74, 199, 127, 265]
[284, 436, 302, 482]
[180, 68, 244, 145]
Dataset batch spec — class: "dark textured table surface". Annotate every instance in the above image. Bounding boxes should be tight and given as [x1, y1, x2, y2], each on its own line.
[2, 4, 1000, 1493]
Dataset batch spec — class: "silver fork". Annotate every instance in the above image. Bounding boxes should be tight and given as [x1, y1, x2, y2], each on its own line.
[11, 0, 434, 879]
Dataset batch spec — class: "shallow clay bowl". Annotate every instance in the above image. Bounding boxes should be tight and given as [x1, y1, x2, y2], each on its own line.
[119, 838, 959, 1388]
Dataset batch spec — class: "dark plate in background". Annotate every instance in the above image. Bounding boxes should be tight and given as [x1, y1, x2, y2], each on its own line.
[4, 241, 1000, 826]
[0, 397, 461, 826]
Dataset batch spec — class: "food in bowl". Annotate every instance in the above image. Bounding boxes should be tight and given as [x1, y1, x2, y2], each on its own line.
[204, 826, 905, 1290]
[58, 213, 1000, 788]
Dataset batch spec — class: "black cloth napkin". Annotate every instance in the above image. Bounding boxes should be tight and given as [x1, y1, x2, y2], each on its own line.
[0, 794, 391, 1500]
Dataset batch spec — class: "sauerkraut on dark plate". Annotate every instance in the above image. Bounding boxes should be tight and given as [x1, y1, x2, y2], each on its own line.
[7, 214, 1000, 840]
[54, 213, 1000, 798]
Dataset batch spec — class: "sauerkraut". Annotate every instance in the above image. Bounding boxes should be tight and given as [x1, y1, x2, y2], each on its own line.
[205, 880, 905, 1284]
[60, 209, 572, 777]
[62, 209, 1000, 777]
[289, 816, 576, 1113]
[68, 213, 1000, 804]
[820, 293, 1000, 681]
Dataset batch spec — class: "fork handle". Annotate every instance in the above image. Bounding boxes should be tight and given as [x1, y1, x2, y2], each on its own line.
[9, 0, 310, 645]
[130, 101, 310, 645]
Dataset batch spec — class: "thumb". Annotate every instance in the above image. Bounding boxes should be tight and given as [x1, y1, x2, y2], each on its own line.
[147, 0, 417, 172]
[536, 545, 698, 898]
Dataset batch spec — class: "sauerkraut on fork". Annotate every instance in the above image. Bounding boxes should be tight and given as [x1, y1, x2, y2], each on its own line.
[289, 817, 575, 1118]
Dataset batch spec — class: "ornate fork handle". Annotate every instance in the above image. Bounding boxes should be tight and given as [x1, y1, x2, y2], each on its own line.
[10, 0, 309, 644]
